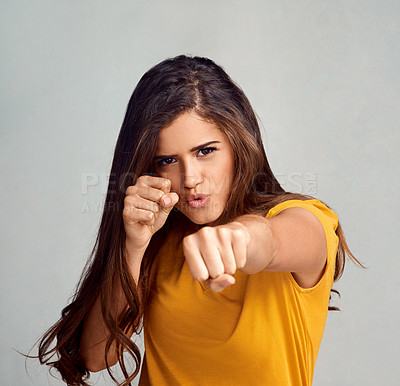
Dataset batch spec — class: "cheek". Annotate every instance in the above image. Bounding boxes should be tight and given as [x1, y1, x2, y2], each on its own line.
[221, 160, 235, 190]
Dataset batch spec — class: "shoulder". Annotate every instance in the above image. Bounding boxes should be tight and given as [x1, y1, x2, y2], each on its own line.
[266, 198, 338, 233]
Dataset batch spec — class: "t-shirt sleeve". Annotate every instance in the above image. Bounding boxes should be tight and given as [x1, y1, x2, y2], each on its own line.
[266, 198, 339, 291]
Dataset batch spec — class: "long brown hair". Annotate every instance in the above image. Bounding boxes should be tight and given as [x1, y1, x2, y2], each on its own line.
[36, 55, 365, 385]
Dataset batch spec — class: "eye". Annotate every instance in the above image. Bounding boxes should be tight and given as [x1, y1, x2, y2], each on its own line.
[155, 146, 217, 167]
[156, 157, 175, 166]
[198, 147, 216, 156]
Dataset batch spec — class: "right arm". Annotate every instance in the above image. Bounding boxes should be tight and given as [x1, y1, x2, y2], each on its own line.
[79, 176, 179, 372]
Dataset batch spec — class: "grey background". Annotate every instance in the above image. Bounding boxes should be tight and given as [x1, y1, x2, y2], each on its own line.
[1, 0, 399, 385]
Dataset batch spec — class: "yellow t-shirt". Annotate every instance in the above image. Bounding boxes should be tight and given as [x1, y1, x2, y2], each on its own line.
[139, 199, 339, 386]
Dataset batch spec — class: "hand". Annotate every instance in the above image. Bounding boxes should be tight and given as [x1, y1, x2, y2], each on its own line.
[123, 175, 179, 251]
[182, 222, 251, 292]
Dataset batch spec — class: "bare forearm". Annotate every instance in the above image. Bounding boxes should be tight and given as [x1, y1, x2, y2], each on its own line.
[233, 214, 277, 274]
[79, 241, 147, 372]
[79, 279, 127, 371]
[125, 237, 150, 284]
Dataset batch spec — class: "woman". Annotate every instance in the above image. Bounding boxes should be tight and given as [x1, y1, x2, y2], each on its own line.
[37, 55, 363, 385]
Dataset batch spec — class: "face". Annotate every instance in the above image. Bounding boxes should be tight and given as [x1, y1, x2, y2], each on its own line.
[154, 111, 235, 225]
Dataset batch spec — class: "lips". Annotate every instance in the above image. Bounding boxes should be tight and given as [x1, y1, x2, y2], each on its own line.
[186, 194, 210, 208]
[186, 194, 209, 201]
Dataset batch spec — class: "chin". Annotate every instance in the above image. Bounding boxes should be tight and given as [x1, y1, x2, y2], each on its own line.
[176, 199, 226, 226]
[180, 210, 222, 226]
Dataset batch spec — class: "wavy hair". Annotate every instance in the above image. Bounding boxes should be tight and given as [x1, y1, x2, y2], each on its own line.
[35, 55, 364, 385]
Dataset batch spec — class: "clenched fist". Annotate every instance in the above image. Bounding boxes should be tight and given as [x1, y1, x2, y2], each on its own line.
[123, 175, 179, 251]
[182, 221, 251, 292]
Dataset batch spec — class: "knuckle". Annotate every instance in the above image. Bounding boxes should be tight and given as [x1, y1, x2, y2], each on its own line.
[182, 235, 190, 245]
[157, 190, 164, 200]
[126, 185, 137, 194]
[197, 273, 209, 282]
[184, 234, 195, 243]
[236, 259, 246, 270]
[133, 207, 145, 216]
[213, 268, 224, 278]
[232, 228, 243, 240]
[225, 266, 236, 275]
[123, 196, 134, 207]
[130, 206, 139, 215]
[122, 207, 138, 222]
[128, 193, 140, 202]
[136, 176, 145, 185]
[125, 191, 139, 200]
[230, 225, 240, 235]
[217, 227, 229, 238]
[200, 226, 213, 236]
[182, 236, 191, 250]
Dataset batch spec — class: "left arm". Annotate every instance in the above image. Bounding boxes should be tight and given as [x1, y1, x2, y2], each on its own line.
[182, 208, 327, 292]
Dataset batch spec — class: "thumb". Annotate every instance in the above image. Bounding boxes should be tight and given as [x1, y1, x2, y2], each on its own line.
[160, 192, 179, 214]
[204, 273, 235, 293]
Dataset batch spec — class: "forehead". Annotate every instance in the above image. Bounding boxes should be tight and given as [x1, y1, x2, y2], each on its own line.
[156, 112, 228, 152]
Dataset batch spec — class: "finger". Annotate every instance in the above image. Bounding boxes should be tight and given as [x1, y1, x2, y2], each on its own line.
[182, 236, 209, 282]
[195, 231, 225, 279]
[160, 192, 179, 210]
[231, 231, 248, 270]
[123, 206, 155, 225]
[124, 195, 160, 213]
[135, 175, 172, 194]
[215, 231, 237, 275]
[138, 213, 156, 226]
[126, 185, 165, 204]
[204, 273, 235, 293]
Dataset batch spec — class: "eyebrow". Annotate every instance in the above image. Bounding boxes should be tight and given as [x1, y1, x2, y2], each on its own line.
[154, 140, 221, 160]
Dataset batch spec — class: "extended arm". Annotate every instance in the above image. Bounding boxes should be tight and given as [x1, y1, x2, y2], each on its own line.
[183, 207, 327, 292]
[236, 208, 327, 288]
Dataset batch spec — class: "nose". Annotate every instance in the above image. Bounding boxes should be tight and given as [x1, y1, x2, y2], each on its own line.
[182, 160, 203, 190]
